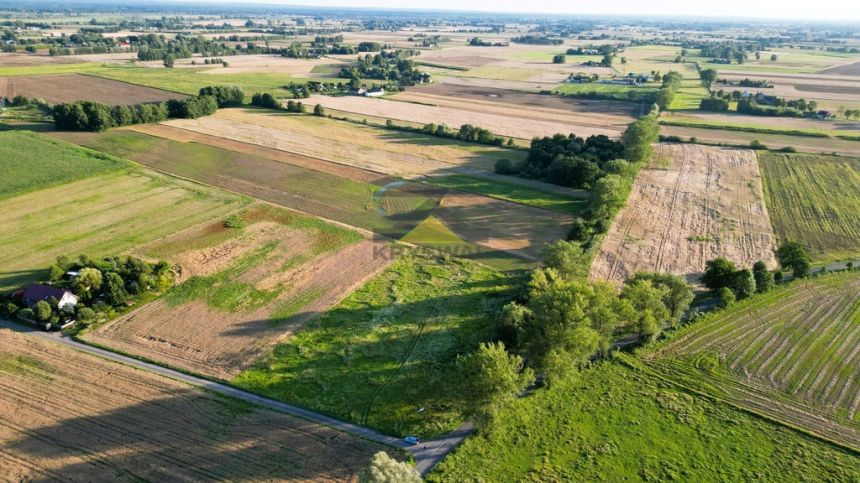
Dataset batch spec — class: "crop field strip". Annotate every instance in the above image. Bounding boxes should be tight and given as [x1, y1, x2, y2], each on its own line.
[52, 129, 543, 271]
[0, 328, 389, 481]
[757, 151, 860, 262]
[0, 73, 186, 105]
[648, 272, 860, 449]
[0, 169, 243, 291]
[590, 143, 778, 284]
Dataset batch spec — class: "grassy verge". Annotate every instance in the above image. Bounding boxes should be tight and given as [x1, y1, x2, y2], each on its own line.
[428, 360, 860, 481]
[233, 250, 515, 438]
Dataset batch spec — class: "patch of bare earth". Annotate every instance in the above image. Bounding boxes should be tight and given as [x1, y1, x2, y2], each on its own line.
[84, 233, 392, 380]
[590, 143, 778, 284]
[0, 328, 388, 482]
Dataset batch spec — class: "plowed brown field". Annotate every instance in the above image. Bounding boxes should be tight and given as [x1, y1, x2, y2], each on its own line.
[0, 73, 185, 105]
[0, 328, 387, 481]
[591, 143, 778, 284]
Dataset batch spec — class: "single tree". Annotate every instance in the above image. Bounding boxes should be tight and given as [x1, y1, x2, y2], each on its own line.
[552, 53, 566, 64]
[732, 269, 756, 299]
[104, 272, 129, 306]
[540, 240, 590, 280]
[455, 342, 534, 429]
[313, 103, 324, 116]
[34, 300, 53, 321]
[702, 257, 738, 291]
[752, 261, 775, 293]
[717, 286, 736, 308]
[163, 54, 175, 68]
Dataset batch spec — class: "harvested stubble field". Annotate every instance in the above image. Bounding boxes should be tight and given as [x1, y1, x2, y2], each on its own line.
[757, 152, 860, 262]
[0, 73, 186, 105]
[84, 205, 389, 380]
[0, 169, 243, 292]
[648, 271, 860, 448]
[395, 81, 638, 134]
[0, 329, 388, 481]
[591, 143, 778, 284]
[305, 93, 626, 140]
[162, 108, 523, 178]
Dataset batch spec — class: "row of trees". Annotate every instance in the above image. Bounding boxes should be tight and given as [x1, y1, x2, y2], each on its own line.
[53, 86, 236, 131]
[701, 241, 813, 307]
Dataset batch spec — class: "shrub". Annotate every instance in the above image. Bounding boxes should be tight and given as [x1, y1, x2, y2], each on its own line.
[494, 158, 516, 175]
[223, 214, 245, 229]
[717, 287, 736, 308]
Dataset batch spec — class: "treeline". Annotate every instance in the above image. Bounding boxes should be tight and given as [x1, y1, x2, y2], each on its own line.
[384, 120, 513, 147]
[511, 35, 563, 45]
[715, 78, 773, 88]
[251, 92, 324, 116]
[53, 85, 239, 131]
[468, 37, 507, 47]
[654, 71, 682, 109]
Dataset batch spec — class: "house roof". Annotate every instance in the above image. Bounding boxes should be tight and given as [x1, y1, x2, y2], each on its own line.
[20, 284, 73, 305]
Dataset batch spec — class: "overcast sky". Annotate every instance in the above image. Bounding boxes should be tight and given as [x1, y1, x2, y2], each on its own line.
[208, 0, 858, 22]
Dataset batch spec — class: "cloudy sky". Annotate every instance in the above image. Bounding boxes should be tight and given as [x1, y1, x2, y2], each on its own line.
[210, 0, 859, 21]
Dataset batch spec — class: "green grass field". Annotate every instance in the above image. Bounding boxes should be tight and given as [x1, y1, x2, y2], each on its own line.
[233, 250, 514, 437]
[668, 78, 709, 110]
[0, 169, 245, 292]
[647, 271, 860, 447]
[429, 361, 860, 481]
[426, 174, 587, 215]
[0, 131, 128, 200]
[660, 117, 860, 140]
[758, 151, 860, 261]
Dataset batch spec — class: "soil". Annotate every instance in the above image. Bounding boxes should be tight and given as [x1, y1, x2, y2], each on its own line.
[0, 73, 185, 105]
[0, 328, 388, 482]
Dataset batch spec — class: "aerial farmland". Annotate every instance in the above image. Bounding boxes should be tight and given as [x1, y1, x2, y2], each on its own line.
[1, 3, 859, 481]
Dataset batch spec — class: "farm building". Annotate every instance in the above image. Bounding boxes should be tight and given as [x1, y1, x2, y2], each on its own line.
[13, 284, 78, 310]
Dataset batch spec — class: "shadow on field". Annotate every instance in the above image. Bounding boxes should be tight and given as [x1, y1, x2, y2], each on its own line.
[0, 267, 47, 294]
[228, 276, 515, 437]
[4, 388, 388, 481]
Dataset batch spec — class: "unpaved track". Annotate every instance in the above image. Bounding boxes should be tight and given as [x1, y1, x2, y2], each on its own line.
[591, 143, 778, 284]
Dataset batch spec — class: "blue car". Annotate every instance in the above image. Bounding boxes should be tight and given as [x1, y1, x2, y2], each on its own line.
[404, 436, 420, 445]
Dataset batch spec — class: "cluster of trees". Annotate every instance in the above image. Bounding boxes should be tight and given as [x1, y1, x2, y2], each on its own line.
[467, 37, 507, 47]
[511, 35, 563, 45]
[251, 91, 324, 116]
[567, 44, 617, 56]
[439, 241, 692, 433]
[2, 255, 173, 329]
[1, 94, 47, 108]
[53, 86, 232, 131]
[552, 54, 566, 64]
[699, 97, 730, 112]
[338, 50, 429, 87]
[701, 241, 812, 307]
[280, 81, 351, 99]
[843, 109, 860, 119]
